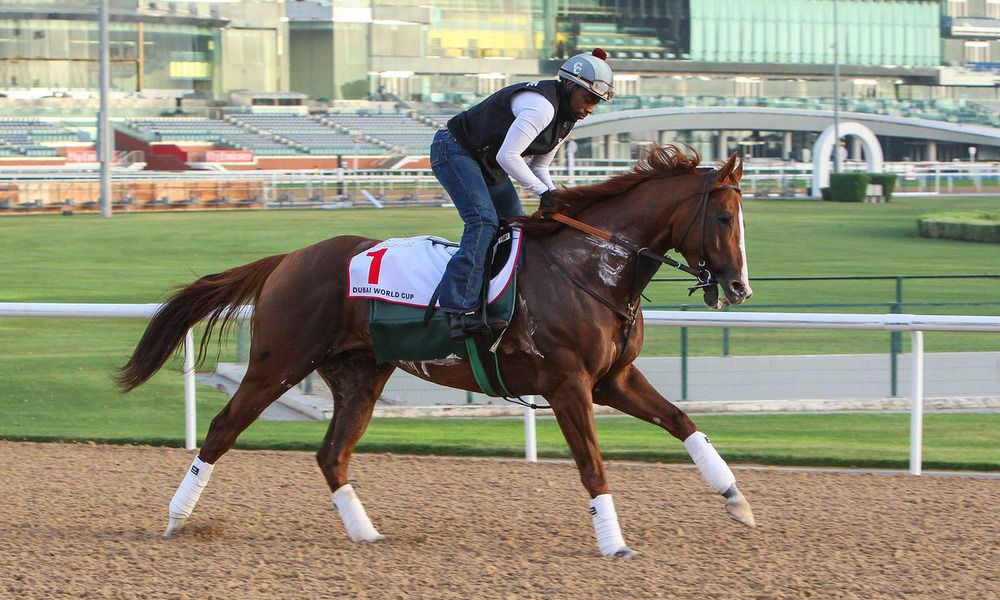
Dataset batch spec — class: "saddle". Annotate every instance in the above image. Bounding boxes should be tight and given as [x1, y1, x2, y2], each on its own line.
[363, 224, 521, 374]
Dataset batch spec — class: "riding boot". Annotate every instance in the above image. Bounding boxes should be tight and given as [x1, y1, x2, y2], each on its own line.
[447, 311, 490, 341]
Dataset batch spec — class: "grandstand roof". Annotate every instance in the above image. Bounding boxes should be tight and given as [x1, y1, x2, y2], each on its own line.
[553, 60, 940, 80]
[574, 108, 1000, 148]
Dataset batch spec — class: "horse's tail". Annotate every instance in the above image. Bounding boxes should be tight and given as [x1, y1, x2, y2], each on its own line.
[116, 253, 287, 393]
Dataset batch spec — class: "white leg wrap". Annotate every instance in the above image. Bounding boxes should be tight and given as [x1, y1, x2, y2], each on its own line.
[684, 431, 736, 495]
[168, 456, 214, 520]
[590, 494, 630, 557]
[331, 484, 383, 542]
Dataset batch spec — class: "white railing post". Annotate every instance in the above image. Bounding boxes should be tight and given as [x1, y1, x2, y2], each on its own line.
[184, 329, 197, 451]
[909, 330, 924, 476]
[524, 396, 537, 463]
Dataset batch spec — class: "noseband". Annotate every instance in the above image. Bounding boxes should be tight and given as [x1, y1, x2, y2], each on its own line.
[548, 167, 742, 298]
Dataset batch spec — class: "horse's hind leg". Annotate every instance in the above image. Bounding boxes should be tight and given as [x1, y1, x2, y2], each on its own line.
[164, 287, 323, 537]
[162, 365, 294, 537]
[593, 365, 756, 527]
[314, 352, 395, 543]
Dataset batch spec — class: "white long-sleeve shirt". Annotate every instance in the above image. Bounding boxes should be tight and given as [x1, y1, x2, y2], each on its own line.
[495, 90, 562, 197]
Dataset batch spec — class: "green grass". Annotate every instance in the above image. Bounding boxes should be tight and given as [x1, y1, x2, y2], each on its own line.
[5, 408, 998, 471]
[1, 199, 999, 470]
[1, 199, 998, 357]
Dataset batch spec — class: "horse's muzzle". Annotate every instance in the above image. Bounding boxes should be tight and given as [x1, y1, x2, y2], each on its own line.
[722, 278, 752, 306]
[704, 278, 752, 308]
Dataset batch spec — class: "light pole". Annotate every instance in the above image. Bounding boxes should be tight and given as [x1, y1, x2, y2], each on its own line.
[832, 0, 841, 174]
[98, 0, 113, 217]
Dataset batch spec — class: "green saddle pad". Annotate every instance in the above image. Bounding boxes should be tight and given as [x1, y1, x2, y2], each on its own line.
[369, 274, 517, 364]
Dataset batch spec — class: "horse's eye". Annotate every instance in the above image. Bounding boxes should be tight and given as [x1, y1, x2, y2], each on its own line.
[718, 214, 732, 226]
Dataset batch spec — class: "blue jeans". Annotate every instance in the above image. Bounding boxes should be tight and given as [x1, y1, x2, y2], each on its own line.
[431, 129, 523, 312]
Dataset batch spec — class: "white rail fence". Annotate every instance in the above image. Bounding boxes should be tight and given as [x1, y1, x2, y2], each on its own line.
[2, 303, 999, 475]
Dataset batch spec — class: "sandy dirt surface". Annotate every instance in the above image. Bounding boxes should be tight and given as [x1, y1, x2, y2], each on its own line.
[1, 441, 997, 599]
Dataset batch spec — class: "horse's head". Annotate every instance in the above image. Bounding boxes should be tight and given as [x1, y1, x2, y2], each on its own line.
[674, 153, 751, 309]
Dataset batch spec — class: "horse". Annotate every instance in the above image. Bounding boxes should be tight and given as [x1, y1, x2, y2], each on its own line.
[117, 145, 754, 558]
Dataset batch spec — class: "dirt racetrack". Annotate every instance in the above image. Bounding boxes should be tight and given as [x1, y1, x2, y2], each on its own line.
[1, 441, 997, 599]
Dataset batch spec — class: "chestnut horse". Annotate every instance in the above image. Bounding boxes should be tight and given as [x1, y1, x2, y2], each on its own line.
[118, 145, 754, 558]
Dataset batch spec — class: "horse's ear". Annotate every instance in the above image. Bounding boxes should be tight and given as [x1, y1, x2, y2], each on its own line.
[717, 152, 742, 183]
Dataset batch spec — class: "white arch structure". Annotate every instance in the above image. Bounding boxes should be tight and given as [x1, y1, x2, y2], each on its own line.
[811, 122, 884, 197]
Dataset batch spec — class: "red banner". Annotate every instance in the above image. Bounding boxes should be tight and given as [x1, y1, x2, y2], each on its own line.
[205, 150, 254, 163]
[65, 150, 125, 163]
[65, 150, 98, 163]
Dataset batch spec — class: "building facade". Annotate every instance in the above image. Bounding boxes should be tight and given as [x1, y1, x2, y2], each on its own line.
[0, 0, 286, 99]
[1, 0, 997, 162]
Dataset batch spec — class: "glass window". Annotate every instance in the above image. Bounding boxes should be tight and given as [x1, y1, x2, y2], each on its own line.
[988, 0, 1000, 20]
[688, 0, 939, 67]
[964, 41, 989, 63]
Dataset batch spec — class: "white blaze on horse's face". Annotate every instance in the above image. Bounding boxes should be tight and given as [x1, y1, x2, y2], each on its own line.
[737, 203, 751, 296]
[714, 194, 752, 307]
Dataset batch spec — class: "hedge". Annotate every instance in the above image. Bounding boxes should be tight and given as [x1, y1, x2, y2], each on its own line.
[918, 212, 1000, 243]
[828, 173, 869, 202]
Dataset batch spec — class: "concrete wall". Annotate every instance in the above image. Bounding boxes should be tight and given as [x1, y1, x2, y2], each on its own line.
[377, 352, 1000, 406]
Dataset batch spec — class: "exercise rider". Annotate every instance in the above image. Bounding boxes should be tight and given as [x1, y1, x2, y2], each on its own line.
[431, 48, 615, 340]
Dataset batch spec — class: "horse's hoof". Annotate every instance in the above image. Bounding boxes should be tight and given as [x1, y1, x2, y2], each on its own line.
[725, 493, 756, 528]
[163, 516, 187, 538]
[612, 547, 639, 559]
[361, 533, 386, 543]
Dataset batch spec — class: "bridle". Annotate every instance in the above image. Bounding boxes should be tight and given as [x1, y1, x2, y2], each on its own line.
[671, 167, 742, 294]
[544, 167, 742, 306]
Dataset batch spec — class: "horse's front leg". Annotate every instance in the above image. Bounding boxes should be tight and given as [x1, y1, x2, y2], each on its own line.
[546, 376, 637, 558]
[593, 365, 756, 527]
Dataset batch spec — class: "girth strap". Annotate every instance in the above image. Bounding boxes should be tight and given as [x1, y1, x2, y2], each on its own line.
[464, 335, 513, 398]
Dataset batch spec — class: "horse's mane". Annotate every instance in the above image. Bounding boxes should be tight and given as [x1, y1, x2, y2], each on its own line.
[515, 143, 702, 236]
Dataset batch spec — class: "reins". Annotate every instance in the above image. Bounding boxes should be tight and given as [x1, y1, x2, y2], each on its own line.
[548, 211, 711, 296]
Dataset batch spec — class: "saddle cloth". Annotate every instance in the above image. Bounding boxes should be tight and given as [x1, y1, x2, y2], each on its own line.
[347, 227, 522, 308]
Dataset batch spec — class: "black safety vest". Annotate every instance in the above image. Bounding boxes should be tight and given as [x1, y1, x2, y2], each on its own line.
[447, 80, 577, 186]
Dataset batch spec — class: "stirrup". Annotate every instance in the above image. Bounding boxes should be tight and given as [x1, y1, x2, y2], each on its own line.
[446, 311, 494, 340]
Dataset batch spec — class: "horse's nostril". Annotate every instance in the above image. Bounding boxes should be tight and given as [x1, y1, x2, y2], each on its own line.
[731, 280, 750, 298]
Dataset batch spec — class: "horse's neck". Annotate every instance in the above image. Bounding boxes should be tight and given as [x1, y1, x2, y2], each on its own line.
[529, 231, 636, 313]
[574, 182, 694, 254]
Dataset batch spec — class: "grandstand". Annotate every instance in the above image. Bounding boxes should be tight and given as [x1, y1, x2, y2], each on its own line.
[320, 112, 439, 155]
[227, 114, 387, 156]
[573, 22, 678, 60]
[421, 113, 462, 128]
[0, 119, 87, 158]
[121, 118, 306, 156]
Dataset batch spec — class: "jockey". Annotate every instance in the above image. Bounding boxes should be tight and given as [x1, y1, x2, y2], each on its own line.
[432, 48, 615, 340]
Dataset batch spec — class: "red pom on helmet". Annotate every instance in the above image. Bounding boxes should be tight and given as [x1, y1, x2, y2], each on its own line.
[591, 48, 608, 61]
